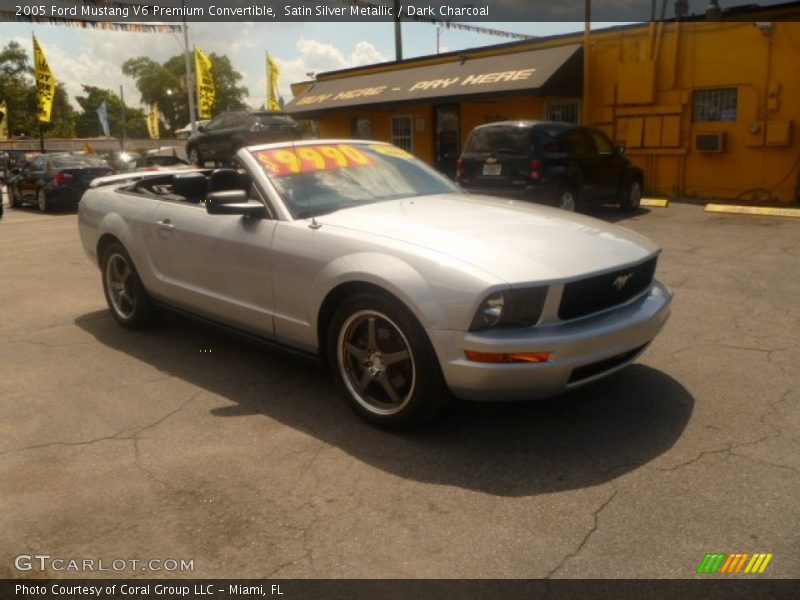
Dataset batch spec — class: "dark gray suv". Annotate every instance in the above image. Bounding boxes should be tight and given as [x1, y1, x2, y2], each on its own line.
[456, 121, 644, 212]
[186, 111, 304, 166]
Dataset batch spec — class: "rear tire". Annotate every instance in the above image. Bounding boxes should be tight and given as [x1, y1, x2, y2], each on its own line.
[9, 185, 22, 208]
[188, 145, 203, 167]
[555, 188, 578, 212]
[101, 242, 157, 329]
[620, 179, 642, 212]
[327, 293, 450, 429]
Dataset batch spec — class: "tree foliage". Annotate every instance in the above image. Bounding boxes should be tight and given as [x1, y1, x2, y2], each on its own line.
[123, 51, 248, 131]
[0, 40, 75, 138]
[74, 85, 148, 139]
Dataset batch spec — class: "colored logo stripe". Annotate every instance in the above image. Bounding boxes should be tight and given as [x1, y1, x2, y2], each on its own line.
[697, 553, 726, 573]
[697, 552, 773, 574]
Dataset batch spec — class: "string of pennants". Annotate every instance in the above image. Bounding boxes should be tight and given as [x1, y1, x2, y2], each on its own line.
[0, 0, 531, 39]
[0, 12, 181, 33]
[336, 0, 534, 40]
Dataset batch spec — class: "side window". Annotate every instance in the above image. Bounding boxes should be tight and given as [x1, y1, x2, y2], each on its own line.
[204, 116, 225, 131]
[591, 130, 614, 155]
[562, 130, 596, 158]
[31, 157, 46, 171]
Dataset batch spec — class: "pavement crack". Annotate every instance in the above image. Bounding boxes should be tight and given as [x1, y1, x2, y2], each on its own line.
[544, 488, 618, 579]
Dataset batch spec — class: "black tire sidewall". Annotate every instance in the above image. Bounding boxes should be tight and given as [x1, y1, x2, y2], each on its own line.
[326, 293, 449, 428]
[100, 242, 156, 329]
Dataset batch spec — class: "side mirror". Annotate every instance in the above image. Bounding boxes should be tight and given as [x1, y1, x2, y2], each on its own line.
[614, 144, 626, 155]
[205, 190, 265, 217]
[197, 124, 206, 133]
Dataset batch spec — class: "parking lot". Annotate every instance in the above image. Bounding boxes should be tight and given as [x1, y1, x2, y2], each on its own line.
[0, 199, 798, 579]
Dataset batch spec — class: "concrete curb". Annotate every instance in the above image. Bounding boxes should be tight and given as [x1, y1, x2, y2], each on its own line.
[704, 204, 800, 219]
[641, 198, 669, 208]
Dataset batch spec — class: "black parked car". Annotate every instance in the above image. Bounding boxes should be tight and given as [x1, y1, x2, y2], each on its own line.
[456, 121, 644, 212]
[9, 154, 113, 212]
[186, 111, 304, 166]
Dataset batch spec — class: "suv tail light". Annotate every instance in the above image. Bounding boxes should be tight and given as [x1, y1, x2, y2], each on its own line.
[455, 159, 464, 182]
[53, 172, 73, 186]
[530, 159, 543, 181]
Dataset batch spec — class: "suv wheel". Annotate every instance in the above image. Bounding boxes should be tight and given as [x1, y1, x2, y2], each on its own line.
[620, 179, 642, 211]
[327, 293, 449, 429]
[101, 242, 157, 329]
[556, 189, 578, 212]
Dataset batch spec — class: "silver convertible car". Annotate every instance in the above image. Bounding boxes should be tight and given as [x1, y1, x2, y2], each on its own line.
[78, 140, 672, 427]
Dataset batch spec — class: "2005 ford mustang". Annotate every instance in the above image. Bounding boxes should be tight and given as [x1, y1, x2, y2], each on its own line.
[79, 140, 672, 427]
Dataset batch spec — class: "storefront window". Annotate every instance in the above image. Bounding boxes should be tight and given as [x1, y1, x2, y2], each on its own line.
[693, 88, 738, 122]
[391, 115, 413, 152]
[351, 117, 372, 139]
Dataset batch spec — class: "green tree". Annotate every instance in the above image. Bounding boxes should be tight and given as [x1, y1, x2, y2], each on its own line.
[123, 51, 248, 130]
[74, 85, 147, 139]
[0, 40, 75, 138]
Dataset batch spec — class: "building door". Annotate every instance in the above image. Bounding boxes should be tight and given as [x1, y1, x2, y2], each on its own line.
[434, 104, 460, 179]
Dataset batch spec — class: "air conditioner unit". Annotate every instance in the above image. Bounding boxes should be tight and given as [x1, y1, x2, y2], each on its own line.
[694, 132, 725, 153]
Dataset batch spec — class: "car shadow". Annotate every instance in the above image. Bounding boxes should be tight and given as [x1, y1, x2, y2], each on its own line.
[582, 204, 652, 223]
[76, 310, 693, 497]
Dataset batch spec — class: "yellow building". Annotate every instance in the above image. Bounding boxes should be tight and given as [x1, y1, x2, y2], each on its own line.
[287, 4, 800, 203]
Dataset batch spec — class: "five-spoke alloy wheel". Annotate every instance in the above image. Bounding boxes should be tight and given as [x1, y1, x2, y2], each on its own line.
[101, 242, 156, 329]
[328, 293, 449, 428]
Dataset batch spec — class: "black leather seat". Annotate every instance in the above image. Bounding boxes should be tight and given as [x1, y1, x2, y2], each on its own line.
[208, 168, 251, 194]
[170, 172, 207, 204]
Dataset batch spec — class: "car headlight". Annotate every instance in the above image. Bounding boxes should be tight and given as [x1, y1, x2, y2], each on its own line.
[469, 287, 548, 331]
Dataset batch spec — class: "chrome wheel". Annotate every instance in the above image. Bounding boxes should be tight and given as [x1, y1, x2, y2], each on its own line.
[558, 190, 576, 211]
[105, 252, 137, 320]
[188, 147, 201, 166]
[37, 189, 48, 213]
[337, 309, 416, 416]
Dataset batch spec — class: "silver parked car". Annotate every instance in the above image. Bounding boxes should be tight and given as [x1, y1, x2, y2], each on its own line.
[78, 140, 672, 428]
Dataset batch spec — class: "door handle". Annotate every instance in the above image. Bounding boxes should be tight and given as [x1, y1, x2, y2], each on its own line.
[156, 219, 175, 231]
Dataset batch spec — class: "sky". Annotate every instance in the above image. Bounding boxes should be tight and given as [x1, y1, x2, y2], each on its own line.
[0, 21, 592, 111]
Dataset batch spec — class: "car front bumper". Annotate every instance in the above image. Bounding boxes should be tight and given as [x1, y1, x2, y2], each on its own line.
[427, 280, 672, 401]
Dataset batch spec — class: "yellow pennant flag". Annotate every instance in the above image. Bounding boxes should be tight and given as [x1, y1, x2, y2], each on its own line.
[33, 35, 56, 123]
[194, 47, 215, 119]
[0, 100, 8, 139]
[267, 52, 281, 111]
[147, 104, 160, 140]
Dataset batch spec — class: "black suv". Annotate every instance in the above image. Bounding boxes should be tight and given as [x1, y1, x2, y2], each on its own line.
[186, 111, 304, 166]
[456, 121, 643, 211]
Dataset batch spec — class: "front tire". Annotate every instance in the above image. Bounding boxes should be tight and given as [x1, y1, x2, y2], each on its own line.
[327, 293, 449, 428]
[619, 179, 642, 212]
[101, 242, 157, 329]
[37, 189, 48, 213]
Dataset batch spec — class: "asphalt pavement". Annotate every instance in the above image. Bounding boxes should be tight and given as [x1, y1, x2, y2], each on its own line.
[0, 198, 798, 579]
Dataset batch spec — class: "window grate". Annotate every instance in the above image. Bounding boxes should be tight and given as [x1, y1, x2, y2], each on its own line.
[546, 99, 580, 124]
[693, 88, 737, 122]
[351, 117, 372, 140]
[391, 115, 413, 152]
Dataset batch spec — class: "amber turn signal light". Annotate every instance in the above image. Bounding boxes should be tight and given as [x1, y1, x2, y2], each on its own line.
[464, 350, 550, 364]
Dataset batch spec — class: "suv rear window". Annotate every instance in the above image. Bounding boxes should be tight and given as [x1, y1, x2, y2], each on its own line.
[464, 125, 533, 155]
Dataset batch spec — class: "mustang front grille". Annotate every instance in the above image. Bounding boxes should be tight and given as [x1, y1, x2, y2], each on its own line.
[558, 257, 657, 321]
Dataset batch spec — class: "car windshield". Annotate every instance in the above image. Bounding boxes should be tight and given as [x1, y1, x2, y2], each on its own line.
[252, 143, 459, 219]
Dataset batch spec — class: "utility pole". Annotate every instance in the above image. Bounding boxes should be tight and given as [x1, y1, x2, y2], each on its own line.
[119, 84, 126, 150]
[182, 2, 197, 134]
[393, 0, 402, 60]
[582, 0, 590, 125]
